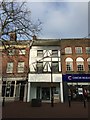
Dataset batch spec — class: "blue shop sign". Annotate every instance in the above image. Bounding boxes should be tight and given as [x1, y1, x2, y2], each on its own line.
[63, 74, 90, 82]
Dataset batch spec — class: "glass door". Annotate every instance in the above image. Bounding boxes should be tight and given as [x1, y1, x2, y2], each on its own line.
[42, 87, 50, 100]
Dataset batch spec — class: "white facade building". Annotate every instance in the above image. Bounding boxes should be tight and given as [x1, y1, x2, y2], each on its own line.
[27, 39, 63, 103]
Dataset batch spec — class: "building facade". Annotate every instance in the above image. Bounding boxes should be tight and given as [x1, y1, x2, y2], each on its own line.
[1, 35, 30, 101]
[27, 38, 63, 103]
[61, 38, 90, 101]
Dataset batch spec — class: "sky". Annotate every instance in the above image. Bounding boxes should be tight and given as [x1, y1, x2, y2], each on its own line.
[25, 0, 89, 39]
[1, 0, 89, 39]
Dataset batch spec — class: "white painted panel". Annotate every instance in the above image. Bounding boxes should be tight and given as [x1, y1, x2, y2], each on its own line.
[29, 74, 51, 82]
[53, 74, 62, 82]
[29, 74, 62, 82]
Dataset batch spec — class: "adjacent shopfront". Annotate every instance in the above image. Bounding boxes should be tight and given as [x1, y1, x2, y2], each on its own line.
[63, 74, 90, 102]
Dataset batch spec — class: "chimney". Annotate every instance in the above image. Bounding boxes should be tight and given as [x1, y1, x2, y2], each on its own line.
[9, 32, 17, 41]
[32, 35, 37, 40]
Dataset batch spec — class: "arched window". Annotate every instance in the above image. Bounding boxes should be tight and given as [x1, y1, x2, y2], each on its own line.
[65, 58, 73, 71]
[87, 58, 90, 71]
[76, 57, 84, 71]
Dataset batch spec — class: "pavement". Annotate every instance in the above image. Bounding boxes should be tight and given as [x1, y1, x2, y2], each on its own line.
[1, 101, 90, 119]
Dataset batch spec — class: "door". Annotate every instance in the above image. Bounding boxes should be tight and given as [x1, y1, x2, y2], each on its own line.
[42, 87, 50, 100]
[20, 83, 25, 101]
[15, 83, 21, 101]
[37, 87, 41, 99]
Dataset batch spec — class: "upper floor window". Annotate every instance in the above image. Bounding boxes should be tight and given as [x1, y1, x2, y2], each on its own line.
[65, 47, 72, 54]
[87, 58, 90, 71]
[6, 62, 13, 73]
[19, 49, 26, 55]
[8, 49, 15, 55]
[86, 47, 90, 54]
[76, 57, 84, 71]
[17, 62, 25, 73]
[37, 62, 43, 73]
[75, 47, 82, 54]
[52, 50, 58, 57]
[37, 50, 43, 57]
[52, 61, 59, 72]
[65, 57, 73, 71]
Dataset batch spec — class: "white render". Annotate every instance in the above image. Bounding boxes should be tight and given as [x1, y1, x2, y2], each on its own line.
[28, 42, 63, 103]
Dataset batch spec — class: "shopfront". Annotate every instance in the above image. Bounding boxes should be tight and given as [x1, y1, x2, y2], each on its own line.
[63, 74, 90, 102]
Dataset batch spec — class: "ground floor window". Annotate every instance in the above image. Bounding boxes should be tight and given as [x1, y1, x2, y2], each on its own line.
[2, 81, 15, 97]
[67, 84, 90, 101]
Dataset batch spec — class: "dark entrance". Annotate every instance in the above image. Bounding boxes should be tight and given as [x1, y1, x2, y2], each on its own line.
[19, 82, 25, 101]
[42, 87, 50, 100]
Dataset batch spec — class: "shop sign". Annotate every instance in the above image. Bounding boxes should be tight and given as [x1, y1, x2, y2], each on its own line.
[63, 74, 90, 82]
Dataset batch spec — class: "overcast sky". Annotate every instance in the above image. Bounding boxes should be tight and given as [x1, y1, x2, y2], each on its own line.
[25, 1, 89, 39]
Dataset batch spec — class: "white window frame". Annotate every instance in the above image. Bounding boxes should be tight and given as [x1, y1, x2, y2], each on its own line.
[17, 62, 25, 73]
[77, 62, 84, 71]
[52, 50, 58, 57]
[6, 62, 13, 73]
[66, 62, 73, 71]
[75, 47, 82, 54]
[86, 47, 90, 54]
[65, 47, 72, 54]
[37, 50, 43, 57]
[8, 49, 15, 55]
[19, 49, 26, 55]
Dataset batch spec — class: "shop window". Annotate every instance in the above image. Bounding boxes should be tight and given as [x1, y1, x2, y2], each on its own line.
[17, 62, 25, 73]
[2, 81, 15, 97]
[6, 62, 13, 73]
[75, 47, 82, 54]
[2, 81, 6, 97]
[65, 47, 72, 54]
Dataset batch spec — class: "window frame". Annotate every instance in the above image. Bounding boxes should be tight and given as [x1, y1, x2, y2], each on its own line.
[52, 61, 59, 73]
[37, 50, 43, 57]
[19, 49, 26, 55]
[17, 61, 25, 73]
[75, 47, 82, 54]
[52, 50, 58, 57]
[8, 49, 15, 56]
[65, 47, 72, 54]
[6, 62, 13, 73]
[86, 47, 90, 54]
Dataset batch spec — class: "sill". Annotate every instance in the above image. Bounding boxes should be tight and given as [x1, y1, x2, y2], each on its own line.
[76, 71, 85, 74]
[66, 71, 74, 73]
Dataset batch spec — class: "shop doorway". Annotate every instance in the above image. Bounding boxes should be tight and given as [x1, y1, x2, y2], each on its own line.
[42, 87, 50, 100]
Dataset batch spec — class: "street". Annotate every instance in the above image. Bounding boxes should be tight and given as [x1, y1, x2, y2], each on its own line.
[1, 101, 89, 119]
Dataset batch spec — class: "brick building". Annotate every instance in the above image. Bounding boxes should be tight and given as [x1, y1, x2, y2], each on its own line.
[61, 38, 90, 102]
[1, 34, 30, 101]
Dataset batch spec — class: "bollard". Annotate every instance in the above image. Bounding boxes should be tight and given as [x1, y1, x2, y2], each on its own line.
[68, 99, 71, 107]
[2, 97, 5, 107]
[68, 96, 71, 107]
[51, 96, 54, 107]
[84, 99, 86, 108]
